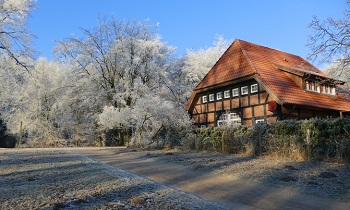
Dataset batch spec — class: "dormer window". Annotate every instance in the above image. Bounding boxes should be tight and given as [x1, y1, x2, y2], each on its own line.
[322, 84, 336, 95]
[305, 81, 318, 92]
[305, 80, 336, 95]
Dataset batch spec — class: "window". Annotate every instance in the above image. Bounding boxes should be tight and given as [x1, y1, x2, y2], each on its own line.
[322, 84, 336, 95]
[224, 90, 230, 98]
[217, 92, 222, 100]
[232, 88, 239, 97]
[230, 113, 237, 119]
[316, 83, 320, 92]
[251, 84, 258, 93]
[241, 86, 248, 95]
[322, 84, 330, 94]
[217, 111, 241, 127]
[209, 94, 214, 101]
[200, 125, 206, 128]
[331, 86, 336, 95]
[256, 119, 265, 124]
[305, 81, 317, 92]
[202, 95, 207, 103]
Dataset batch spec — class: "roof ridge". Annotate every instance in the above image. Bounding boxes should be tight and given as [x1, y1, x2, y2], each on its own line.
[237, 39, 259, 74]
[237, 39, 295, 57]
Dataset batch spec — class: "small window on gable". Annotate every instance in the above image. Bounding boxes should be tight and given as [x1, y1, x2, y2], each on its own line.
[224, 90, 230, 98]
[241, 86, 248, 95]
[209, 94, 214, 101]
[202, 95, 207, 103]
[217, 92, 222, 100]
[251, 84, 258, 93]
[232, 88, 239, 97]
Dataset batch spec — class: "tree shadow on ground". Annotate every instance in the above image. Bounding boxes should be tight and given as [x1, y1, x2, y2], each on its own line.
[90, 148, 350, 210]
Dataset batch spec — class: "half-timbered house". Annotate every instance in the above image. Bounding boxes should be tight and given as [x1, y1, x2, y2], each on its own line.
[185, 39, 350, 127]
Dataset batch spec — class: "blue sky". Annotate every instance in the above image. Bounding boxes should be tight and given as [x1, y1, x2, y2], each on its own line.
[28, 0, 346, 68]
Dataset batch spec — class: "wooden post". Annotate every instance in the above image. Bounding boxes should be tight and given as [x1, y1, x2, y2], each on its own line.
[221, 129, 225, 152]
[18, 121, 23, 148]
[340, 111, 343, 119]
[306, 128, 311, 159]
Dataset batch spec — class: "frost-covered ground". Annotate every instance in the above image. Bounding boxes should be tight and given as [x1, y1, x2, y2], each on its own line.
[0, 148, 224, 210]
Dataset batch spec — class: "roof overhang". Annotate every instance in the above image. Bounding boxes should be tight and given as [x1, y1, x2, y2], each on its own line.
[274, 64, 346, 85]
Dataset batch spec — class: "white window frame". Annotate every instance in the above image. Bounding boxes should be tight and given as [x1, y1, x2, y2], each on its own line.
[316, 83, 320, 93]
[224, 90, 230, 98]
[217, 111, 241, 127]
[322, 84, 329, 94]
[251, 84, 258, 93]
[230, 113, 237, 119]
[209, 94, 214, 101]
[331, 86, 336, 95]
[202, 95, 207, 103]
[322, 84, 336, 95]
[241, 86, 248, 95]
[217, 92, 222, 100]
[232, 88, 239, 97]
[256, 119, 265, 124]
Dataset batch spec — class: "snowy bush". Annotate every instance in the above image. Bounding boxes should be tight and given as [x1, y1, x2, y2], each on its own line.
[187, 118, 350, 163]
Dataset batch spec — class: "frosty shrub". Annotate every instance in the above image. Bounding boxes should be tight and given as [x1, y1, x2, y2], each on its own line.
[189, 126, 252, 154]
[186, 118, 350, 163]
[263, 121, 304, 160]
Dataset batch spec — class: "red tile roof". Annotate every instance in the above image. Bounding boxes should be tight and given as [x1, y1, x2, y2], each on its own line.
[189, 39, 350, 112]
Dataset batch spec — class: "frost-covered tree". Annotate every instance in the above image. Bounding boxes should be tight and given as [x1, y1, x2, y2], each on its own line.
[182, 35, 230, 86]
[308, 0, 350, 81]
[1, 58, 75, 147]
[56, 18, 192, 147]
[98, 94, 192, 147]
[323, 61, 350, 89]
[55, 18, 174, 108]
[0, 0, 36, 68]
[170, 36, 230, 104]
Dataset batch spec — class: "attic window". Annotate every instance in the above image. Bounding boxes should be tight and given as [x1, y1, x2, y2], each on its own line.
[305, 80, 336, 95]
[232, 88, 239, 97]
[322, 84, 336, 95]
[305, 81, 319, 92]
[224, 90, 230, 98]
[209, 94, 214, 101]
[202, 95, 207, 103]
[251, 84, 258, 93]
[241, 86, 248, 95]
[217, 92, 222, 100]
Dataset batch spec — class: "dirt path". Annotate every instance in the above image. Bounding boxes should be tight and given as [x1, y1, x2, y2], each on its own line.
[68, 147, 350, 210]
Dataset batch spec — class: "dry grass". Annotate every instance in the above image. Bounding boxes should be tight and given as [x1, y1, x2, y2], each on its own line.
[0, 148, 224, 210]
[141, 149, 350, 202]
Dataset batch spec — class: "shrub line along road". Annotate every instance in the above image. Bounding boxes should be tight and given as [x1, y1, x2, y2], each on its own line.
[67, 147, 350, 210]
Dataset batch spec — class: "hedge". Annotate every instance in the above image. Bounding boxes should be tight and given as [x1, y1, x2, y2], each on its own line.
[184, 118, 350, 163]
